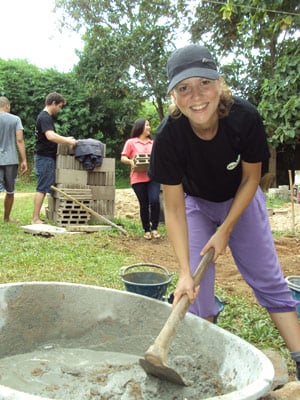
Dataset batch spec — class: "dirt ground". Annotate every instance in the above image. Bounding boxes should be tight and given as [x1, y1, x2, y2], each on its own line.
[115, 189, 300, 302]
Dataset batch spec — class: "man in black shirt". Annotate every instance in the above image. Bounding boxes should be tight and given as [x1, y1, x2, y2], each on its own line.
[32, 92, 77, 224]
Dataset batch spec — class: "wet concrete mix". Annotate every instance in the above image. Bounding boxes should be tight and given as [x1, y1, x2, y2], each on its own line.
[0, 345, 235, 399]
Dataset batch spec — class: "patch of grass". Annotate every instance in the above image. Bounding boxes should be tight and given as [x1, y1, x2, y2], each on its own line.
[272, 230, 300, 238]
[15, 180, 36, 192]
[217, 291, 283, 348]
[0, 195, 141, 285]
[266, 195, 290, 209]
[1, 232, 126, 288]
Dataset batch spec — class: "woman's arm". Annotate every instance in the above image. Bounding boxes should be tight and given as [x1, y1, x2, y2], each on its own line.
[163, 184, 199, 305]
[120, 155, 134, 168]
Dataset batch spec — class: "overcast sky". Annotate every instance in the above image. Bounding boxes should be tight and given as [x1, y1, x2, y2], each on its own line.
[0, 0, 83, 72]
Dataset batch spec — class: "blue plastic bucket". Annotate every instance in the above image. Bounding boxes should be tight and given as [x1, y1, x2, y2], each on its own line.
[120, 263, 173, 300]
[285, 276, 300, 319]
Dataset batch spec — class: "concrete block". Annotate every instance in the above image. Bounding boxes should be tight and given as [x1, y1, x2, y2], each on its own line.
[89, 199, 115, 222]
[56, 155, 113, 172]
[53, 209, 91, 226]
[52, 187, 93, 201]
[92, 157, 115, 172]
[57, 143, 106, 158]
[87, 171, 115, 186]
[133, 154, 150, 172]
[56, 155, 83, 170]
[90, 186, 115, 201]
[57, 144, 75, 155]
[56, 183, 88, 190]
[55, 169, 88, 185]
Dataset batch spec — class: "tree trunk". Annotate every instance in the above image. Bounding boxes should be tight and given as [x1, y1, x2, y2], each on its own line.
[155, 97, 165, 121]
[268, 145, 277, 187]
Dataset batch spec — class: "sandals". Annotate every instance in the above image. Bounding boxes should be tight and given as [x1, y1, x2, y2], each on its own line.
[143, 231, 161, 240]
[143, 232, 152, 240]
[152, 230, 161, 239]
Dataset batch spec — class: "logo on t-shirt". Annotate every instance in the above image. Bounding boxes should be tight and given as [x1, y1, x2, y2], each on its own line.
[226, 154, 241, 170]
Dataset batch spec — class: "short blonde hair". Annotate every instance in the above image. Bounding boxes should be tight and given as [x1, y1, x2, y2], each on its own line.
[169, 82, 233, 120]
[0, 96, 10, 109]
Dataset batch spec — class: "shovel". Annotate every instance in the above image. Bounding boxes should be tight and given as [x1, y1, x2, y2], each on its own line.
[139, 247, 214, 386]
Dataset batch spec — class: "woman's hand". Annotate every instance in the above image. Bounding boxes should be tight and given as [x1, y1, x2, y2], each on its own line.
[200, 229, 230, 262]
[172, 274, 200, 307]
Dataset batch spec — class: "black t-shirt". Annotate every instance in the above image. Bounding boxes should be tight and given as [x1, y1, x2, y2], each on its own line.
[148, 97, 270, 202]
[35, 110, 57, 158]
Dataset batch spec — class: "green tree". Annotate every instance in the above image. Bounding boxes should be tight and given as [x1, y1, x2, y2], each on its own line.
[74, 26, 143, 152]
[258, 38, 300, 147]
[55, 0, 186, 121]
[137, 100, 164, 132]
[189, 1, 299, 101]
[188, 0, 300, 176]
[0, 59, 95, 160]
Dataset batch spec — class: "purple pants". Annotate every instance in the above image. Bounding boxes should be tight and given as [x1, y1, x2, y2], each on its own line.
[186, 187, 297, 318]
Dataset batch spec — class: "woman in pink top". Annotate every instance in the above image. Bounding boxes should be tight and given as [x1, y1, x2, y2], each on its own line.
[121, 118, 161, 239]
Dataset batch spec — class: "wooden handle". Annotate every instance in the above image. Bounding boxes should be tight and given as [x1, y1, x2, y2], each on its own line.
[51, 185, 127, 235]
[144, 248, 214, 366]
[288, 170, 295, 235]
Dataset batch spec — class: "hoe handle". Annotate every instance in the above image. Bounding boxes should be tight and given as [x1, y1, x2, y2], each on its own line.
[144, 248, 215, 366]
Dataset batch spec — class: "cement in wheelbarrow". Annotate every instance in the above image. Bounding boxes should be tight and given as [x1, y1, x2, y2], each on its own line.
[0, 282, 274, 399]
